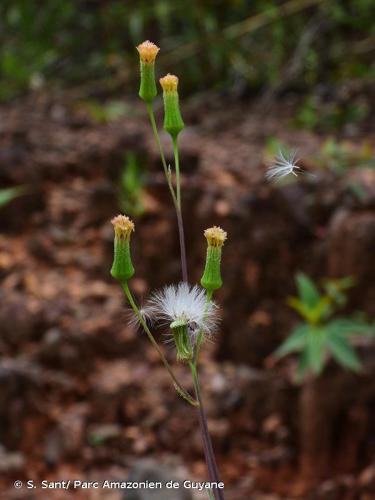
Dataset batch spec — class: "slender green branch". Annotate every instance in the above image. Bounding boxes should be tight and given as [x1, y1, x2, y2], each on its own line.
[172, 135, 188, 281]
[176, 205, 188, 283]
[146, 102, 177, 205]
[122, 281, 198, 407]
[146, 102, 188, 282]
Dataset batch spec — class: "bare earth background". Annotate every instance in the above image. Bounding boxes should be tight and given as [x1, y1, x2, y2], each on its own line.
[0, 91, 374, 499]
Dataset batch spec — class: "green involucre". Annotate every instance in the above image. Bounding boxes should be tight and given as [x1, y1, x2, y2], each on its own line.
[200, 246, 223, 292]
[163, 92, 184, 138]
[172, 324, 193, 362]
[111, 237, 135, 283]
[139, 61, 157, 103]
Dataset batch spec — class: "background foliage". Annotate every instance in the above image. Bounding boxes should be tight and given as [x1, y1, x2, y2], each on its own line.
[0, 0, 374, 101]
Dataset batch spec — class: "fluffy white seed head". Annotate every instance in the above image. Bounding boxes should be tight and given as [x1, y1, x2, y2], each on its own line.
[144, 282, 219, 339]
[266, 150, 302, 182]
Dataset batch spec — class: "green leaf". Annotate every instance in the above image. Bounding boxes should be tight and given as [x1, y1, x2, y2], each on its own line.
[306, 327, 326, 375]
[326, 332, 362, 372]
[327, 318, 374, 337]
[295, 327, 326, 381]
[119, 153, 145, 217]
[311, 297, 332, 323]
[288, 295, 332, 324]
[296, 347, 310, 382]
[296, 273, 321, 309]
[0, 186, 25, 208]
[323, 276, 354, 307]
[287, 296, 310, 318]
[274, 324, 309, 357]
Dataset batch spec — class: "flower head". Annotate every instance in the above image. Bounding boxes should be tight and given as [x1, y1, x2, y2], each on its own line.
[201, 226, 227, 293]
[144, 282, 219, 339]
[266, 150, 302, 182]
[159, 74, 184, 138]
[204, 226, 227, 248]
[136, 40, 160, 64]
[160, 74, 179, 93]
[110, 215, 135, 283]
[111, 214, 135, 240]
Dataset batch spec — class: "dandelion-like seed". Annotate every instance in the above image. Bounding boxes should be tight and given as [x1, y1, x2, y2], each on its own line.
[145, 282, 219, 341]
[266, 150, 302, 182]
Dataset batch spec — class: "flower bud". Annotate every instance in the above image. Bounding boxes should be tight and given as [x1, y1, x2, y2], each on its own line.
[159, 74, 184, 138]
[137, 41, 159, 103]
[110, 215, 135, 283]
[200, 226, 227, 293]
[170, 320, 193, 362]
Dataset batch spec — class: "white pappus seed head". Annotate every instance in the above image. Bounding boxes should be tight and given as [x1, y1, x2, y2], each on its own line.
[144, 282, 219, 339]
[266, 150, 302, 182]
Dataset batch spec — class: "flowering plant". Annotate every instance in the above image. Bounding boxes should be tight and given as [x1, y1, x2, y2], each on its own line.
[110, 41, 226, 500]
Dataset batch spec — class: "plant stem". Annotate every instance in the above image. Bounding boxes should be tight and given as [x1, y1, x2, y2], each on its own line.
[172, 134, 222, 496]
[146, 102, 177, 204]
[176, 206, 188, 283]
[172, 136, 181, 209]
[172, 136, 189, 282]
[190, 362, 224, 500]
[146, 103, 221, 494]
[146, 103, 188, 282]
[122, 281, 198, 407]
[193, 290, 213, 364]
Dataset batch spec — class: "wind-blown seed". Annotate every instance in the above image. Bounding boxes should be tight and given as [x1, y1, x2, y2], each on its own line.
[266, 150, 302, 181]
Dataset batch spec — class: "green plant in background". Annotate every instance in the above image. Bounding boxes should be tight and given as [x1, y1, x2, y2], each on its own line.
[83, 99, 128, 123]
[294, 96, 320, 131]
[265, 137, 289, 157]
[318, 138, 375, 175]
[295, 96, 371, 132]
[0, 0, 374, 107]
[118, 152, 145, 217]
[275, 273, 374, 381]
[109, 41, 226, 500]
[0, 186, 26, 209]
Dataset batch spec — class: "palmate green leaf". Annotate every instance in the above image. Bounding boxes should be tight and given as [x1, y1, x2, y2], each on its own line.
[326, 331, 362, 372]
[274, 324, 309, 357]
[296, 273, 321, 309]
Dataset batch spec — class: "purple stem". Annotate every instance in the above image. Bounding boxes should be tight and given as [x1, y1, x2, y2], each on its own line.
[191, 365, 224, 500]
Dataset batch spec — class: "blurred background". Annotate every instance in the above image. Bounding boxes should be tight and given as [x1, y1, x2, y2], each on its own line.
[0, 1, 374, 499]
